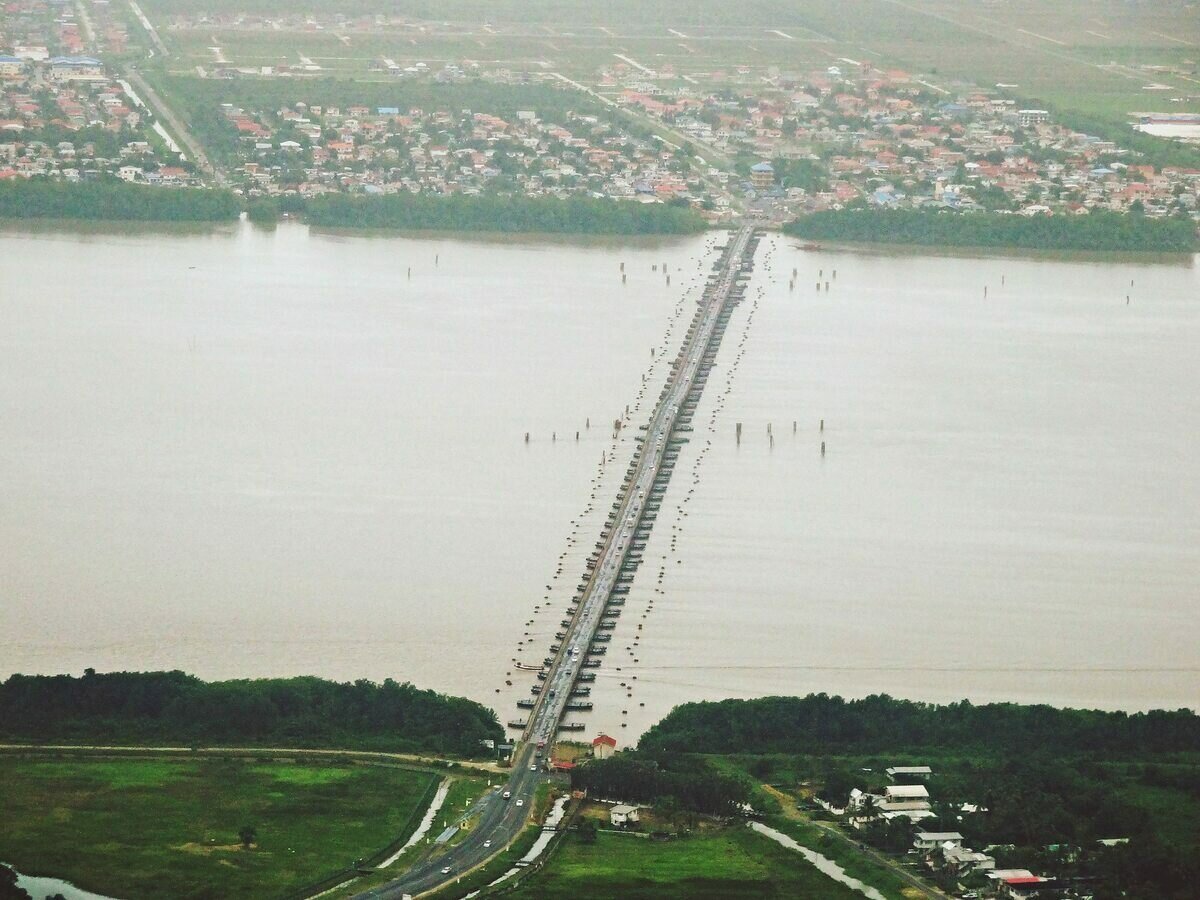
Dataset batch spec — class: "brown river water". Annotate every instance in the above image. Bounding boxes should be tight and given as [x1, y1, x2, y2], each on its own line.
[2, 221, 1196, 740]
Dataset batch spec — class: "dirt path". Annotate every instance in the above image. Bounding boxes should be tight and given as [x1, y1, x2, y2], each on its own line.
[761, 784, 950, 900]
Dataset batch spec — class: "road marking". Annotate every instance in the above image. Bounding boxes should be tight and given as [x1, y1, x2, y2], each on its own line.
[1152, 31, 1196, 46]
[614, 53, 655, 74]
[1017, 27, 1067, 46]
[551, 72, 617, 107]
[768, 29, 795, 40]
[1085, 30, 1111, 40]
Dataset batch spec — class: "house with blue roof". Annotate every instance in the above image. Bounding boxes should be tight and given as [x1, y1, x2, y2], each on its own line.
[48, 56, 106, 82]
[0, 56, 27, 78]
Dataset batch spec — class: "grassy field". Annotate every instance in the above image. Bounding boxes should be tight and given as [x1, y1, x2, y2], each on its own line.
[144, 0, 1200, 125]
[0, 755, 438, 900]
[502, 826, 872, 899]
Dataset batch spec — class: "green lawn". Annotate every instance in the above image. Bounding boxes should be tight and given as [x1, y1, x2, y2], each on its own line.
[0, 755, 438, 900]
[761, 816, 911, 900]
[504, 826, 871, 899]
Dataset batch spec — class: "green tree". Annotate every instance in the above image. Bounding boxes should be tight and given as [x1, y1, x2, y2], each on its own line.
[576, 818, 598, 844]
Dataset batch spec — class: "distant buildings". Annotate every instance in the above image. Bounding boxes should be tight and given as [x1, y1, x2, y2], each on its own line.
[48, 57, 106, 83]
[0, 57, 27, 79]
[750, 161, 775, 190]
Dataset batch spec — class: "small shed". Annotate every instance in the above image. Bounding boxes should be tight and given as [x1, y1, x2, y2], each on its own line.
[610, 804, 640, 827]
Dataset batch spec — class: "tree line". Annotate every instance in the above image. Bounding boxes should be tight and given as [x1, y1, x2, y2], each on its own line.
[638, 693, 1200, 756]
[0, 177, 705, 234]
[0, 670, 502, 756]
[784, 208, 1198, 253]
[570, 754, 749, 818]
[0, 179, 241, 223]
[303, 193, 706, 234]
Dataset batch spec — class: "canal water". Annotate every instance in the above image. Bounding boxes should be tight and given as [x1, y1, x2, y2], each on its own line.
[3, 863, 117, 900]
[1, 222, 1196, 740]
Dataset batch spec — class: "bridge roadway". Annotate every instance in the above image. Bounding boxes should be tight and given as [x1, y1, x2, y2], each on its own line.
[355, 225, 757, 899]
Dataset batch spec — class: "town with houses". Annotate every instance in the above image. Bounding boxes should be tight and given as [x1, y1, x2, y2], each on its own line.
[3, 0, 1199, 226]
[0, 0, 199, 185]
[834, 764, 1113, 899]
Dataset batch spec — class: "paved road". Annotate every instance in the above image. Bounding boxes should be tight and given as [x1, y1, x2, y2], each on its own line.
[355, 225, 757, 899]
[122, 67, 217, 180]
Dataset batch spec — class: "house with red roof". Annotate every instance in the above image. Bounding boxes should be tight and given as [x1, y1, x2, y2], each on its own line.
[592, 734, 617, 759]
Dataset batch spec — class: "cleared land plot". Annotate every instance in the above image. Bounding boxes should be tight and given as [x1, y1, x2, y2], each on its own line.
[0, 755, 437, 900]
[502, 826, 871, 899]
[152, 0, 1200, 122]
[167, 27, 839, 77]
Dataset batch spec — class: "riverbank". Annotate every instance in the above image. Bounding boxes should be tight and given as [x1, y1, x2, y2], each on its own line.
[297, 193, 706, 235]
[0, 179, 706, 234]
[0, 180, 240, 223]
[0, 670, 503, 757]
[785, 208, 1198, 253]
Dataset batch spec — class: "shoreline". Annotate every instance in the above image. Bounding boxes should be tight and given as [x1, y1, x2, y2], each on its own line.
[778, 234, 1197, 264]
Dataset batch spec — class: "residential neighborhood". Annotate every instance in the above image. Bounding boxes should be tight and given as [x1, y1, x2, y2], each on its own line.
[4, 0, 1199, 232]
[608, 61, 1200, 221]
[828, 763, 1124, 899]
[0, 0, 195, 185]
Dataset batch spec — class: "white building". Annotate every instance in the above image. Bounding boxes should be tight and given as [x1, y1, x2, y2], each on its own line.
[914, 831, 963, 851]
[886, 765, 932, 782]
[609, 804, 640, 827]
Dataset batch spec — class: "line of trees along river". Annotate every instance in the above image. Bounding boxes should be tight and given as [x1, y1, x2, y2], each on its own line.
[638, 693, 1200, 756]
[300, 193, 707, 234]
[0, 670, 502, 756]
[0, 178, 706, 234]
[785, 208, 1199, 252]
[0, 179, 242, 222]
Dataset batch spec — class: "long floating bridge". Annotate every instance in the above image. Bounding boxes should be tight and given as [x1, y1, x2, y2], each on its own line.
[356, 224, 761, 899]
